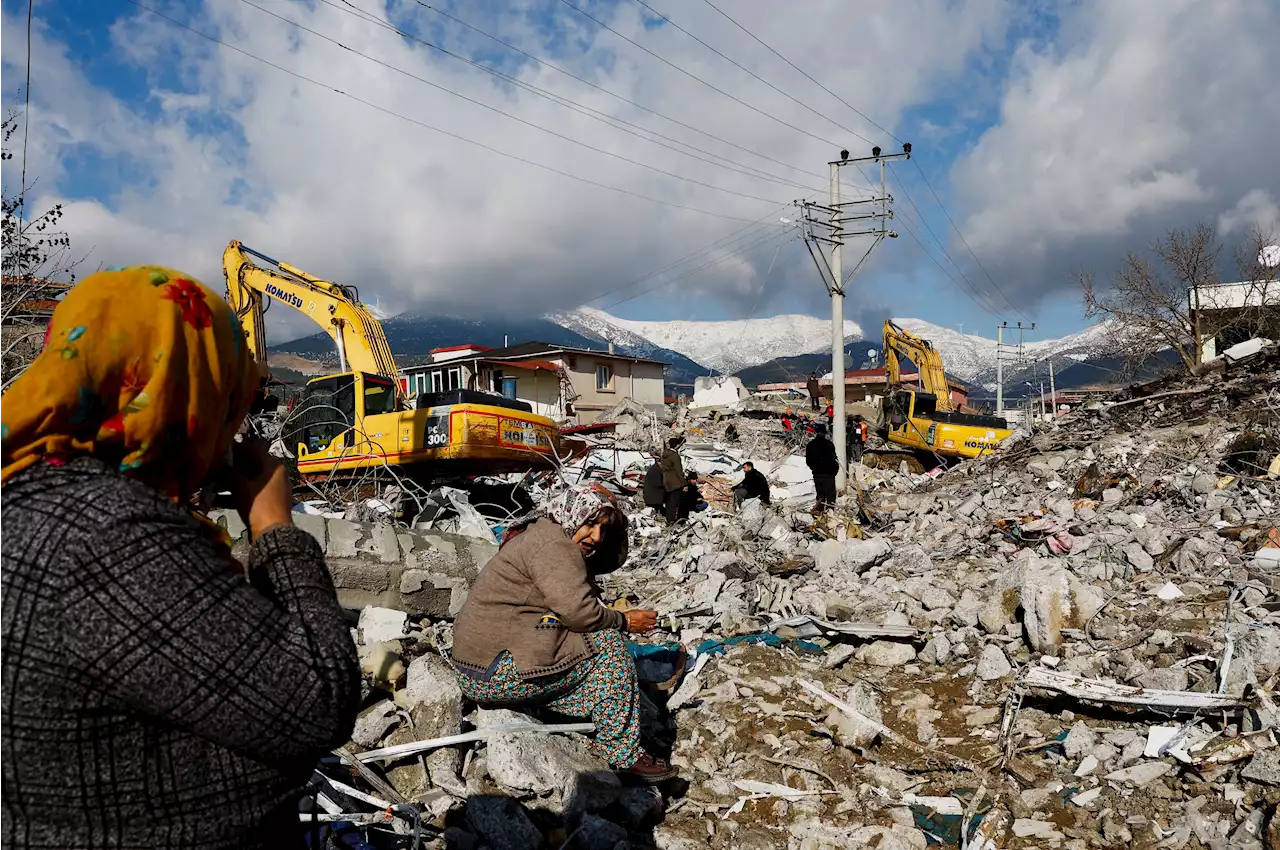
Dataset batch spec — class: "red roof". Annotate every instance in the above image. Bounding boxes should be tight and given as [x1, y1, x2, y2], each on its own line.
[429, 343, 492, 355]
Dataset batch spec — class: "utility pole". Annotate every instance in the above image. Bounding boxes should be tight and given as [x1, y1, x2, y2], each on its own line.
[995, 322, 1007, 416]
[801, 142, 912, 493]
[1047, 358, 1056, 420]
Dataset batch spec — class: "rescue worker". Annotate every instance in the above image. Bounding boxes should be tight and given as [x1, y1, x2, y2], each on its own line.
[824, 402, 835, 427]
[659, 436, 686, 524]
[732, 461, 771, 509]
[781, 409, 794, 432]
[805, 424, 839, 512]
[848, 414, 869, 465]
[806, 372, 821, 411]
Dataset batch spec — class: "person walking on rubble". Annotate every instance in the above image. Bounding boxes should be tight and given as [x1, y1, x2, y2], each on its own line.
[733, 461, 772, 510]
[848, 414, 869, 465]
[450, 485, 677, 783]
[806, 423, 840, 512]
[806, 372, 822, 411]
[0, 267, 360, 849]
[659, 435, 686, 524]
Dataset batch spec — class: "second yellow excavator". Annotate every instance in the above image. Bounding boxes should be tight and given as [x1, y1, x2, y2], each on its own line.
[878, 319, 1013, 464]
[223, 240, 559, 480]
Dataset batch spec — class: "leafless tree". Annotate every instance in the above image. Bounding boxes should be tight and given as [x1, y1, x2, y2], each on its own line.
[1075, 223, 1216, 371]
[1, 101, 85, 389]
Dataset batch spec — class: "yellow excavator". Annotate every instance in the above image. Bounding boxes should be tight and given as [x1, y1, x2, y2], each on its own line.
[879, 319, 1013, 464]
[223, 240, 559, 479]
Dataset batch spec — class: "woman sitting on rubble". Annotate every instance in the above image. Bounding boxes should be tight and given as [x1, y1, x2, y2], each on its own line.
[451, 485, 678, 783]
[0, 267, 360, 849]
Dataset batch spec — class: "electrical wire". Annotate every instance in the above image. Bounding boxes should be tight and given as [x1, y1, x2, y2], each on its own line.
[602, 226, 798, 311]
[235, 0, 789, 205]
[117, 0, 773, 223]
[630, 0, 883, 153]
[909, 159, 1030, 322]
[312, 0, 825, 194]
[555, 0, 846, 152]
[686, 0, 1027, 321]
[695, 0, 901, 145]
[586, 210, 787, 303]
[892, 204, 1005, 319]
[410, 1, 836, 186]
[889, 168, 1009, 317]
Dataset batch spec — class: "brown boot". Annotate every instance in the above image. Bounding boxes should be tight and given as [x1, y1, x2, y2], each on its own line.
[623, 752, 677, 784]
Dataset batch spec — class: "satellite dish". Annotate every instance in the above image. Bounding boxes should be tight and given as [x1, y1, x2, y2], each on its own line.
[866, 348, 877, 360]
[1261, 245, 1280, 268]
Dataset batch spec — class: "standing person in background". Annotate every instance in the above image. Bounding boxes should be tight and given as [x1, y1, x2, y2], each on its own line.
[642, 449, 666, 513]
[806, 372, 821, 411]
[848, 414, 869, 465]
[659, 436, 686, 524]
[805, 424, 840, 512]
[0, 266, 360, 849]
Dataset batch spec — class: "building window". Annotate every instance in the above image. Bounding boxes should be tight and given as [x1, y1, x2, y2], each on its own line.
[430, 371, 443, 393]
[446, 367, 461, 391]
[596, 364, 614, 391]
[490, 369, 502, 392]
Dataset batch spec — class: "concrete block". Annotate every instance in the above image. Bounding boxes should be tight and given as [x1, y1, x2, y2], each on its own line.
[327, 518, 363, 559]
[397, 533, 416, 556]
[359, 606, 409, 643]
[371, 523, 400, 563]
[329, 560, 392, 594]
[292, 512, 327, 549]
[399, 571, 460, 619]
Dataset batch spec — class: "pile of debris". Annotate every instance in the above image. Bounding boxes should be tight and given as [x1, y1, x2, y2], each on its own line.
[308, 350, 1279, 849]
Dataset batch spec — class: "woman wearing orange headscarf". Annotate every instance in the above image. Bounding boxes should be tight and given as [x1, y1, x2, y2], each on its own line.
[0, 266, 360, 849]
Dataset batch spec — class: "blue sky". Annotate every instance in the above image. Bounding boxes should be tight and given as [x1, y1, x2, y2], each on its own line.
[3, 0, 1277, 345]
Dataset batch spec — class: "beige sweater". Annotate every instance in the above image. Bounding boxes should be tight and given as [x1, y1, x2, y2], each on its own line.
[452, 518, 627, 681]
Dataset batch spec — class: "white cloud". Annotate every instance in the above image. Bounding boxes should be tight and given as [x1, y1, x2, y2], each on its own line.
[1218, 189, 1279, 238]
[951, 0, 1280, 303]
[2, 0, 1012, 340]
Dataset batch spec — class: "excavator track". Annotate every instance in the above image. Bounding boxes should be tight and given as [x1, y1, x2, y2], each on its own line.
[860, 450, 927, 475]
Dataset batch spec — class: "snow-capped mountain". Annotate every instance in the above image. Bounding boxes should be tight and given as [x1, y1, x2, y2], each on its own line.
[549, 308, 1119, 386]
[557, 307, 862, 374]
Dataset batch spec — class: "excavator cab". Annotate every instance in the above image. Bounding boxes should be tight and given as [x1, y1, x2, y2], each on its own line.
[294, 372, 397, 456]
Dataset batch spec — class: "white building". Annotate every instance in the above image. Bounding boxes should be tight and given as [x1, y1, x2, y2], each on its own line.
[400, 342, 666, 424]
[1189, 279, 1279, 360]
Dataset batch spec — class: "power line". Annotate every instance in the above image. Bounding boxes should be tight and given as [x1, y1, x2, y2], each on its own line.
[630, 0, 881, 150]
[892, 204, 1005, 318]
[18, 0, 34, 222]
[695, 0, 901, 145]
[909, 159, 1029, 322]
[408, 0, 835, 187]
[887, 168, 1013, 317]
[584, 207, 789, 303]
[118, 0, 775, 223]
[603, 226, 797, 310]
[236, 0, 789, 206]
[685, 0, 1024, 321]
[314, 0, 823, 194]
[556, 0, 845, 152]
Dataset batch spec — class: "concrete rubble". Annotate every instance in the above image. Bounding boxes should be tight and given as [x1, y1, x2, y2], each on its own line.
[285, 349, 1279, 848]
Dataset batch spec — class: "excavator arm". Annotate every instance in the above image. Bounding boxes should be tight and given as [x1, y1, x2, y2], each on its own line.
[222, 240, 401, 397]
[882, 319, 954, 411]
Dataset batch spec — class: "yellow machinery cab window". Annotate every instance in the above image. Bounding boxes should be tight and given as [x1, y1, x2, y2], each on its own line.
[362, 374, 397, 415]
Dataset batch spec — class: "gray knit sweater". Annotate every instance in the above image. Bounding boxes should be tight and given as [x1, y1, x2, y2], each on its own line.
[1, 457, 361, 849]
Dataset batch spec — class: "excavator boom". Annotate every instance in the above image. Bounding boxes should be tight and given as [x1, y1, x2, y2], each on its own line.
[882, 319, 954, 411]
[223, 240, 401, 397]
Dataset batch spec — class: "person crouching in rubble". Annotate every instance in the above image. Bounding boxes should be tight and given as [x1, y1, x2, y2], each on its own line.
[450, 485, 678, 783]
[0, 266, 361, 849]
[806, 423, 840, 511]
[733, 460, 771, 510]
[679, 470, 708, 519]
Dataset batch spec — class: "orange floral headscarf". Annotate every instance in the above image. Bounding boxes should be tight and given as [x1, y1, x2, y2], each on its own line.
[0, 265, 260, 503]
